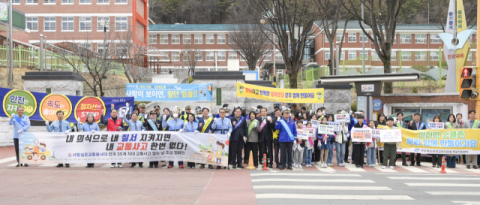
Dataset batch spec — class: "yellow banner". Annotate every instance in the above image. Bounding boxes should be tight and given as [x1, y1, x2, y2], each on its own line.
[236, 82, 325, 103]
[378, 126, 480, 155]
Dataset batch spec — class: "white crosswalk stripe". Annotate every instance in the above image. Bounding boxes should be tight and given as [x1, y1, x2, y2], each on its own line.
[452, 201, 480, 204]
[251, 173, 361, 177]
[0, 157, 16, 164]
[251, 178, 375, 183]
[406, 183, 480, 187]
[256, 194, 414, 200]
[390, 177, 480, 181]
[343, 162, 366, 172]
[374, 166, 397, 172]
[427, 192, 480, 195]
[254, 185, 392, 190]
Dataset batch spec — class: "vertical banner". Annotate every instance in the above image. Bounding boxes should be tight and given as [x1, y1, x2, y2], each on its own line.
[0, 3, 8, 21]
[125, 83, 213, 101]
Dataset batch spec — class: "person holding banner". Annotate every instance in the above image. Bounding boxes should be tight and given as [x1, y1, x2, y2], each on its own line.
[258, 108, 274, 168]
[445, 114, 460, 168]
[184, 113, 200, 169]
[9, 106, 31, 167]
[317, 117, 331, 168]
[428, 115, 445, 168]
[213, 108, 232, 169]
[408, 113, 425, 166]
[275, 108, 296, 170]
[353, 115, 366, 168]
[466, 110, 480, 169]
[138, 103, 148, 122]
[166, 108, 185, 168]
[366, 120, 377, 167]
[46, 110, 72, 168]
[101, 109, 124, 168]
[395, 112, 409, 166]
[334, 115, 348, 167]
[198, 107, 216, 169]
[230, 108, 248, 169]
[272, 109, 282, 168]
[326, 115, 336, 167]
[161, 108, 171, 131]
[77, 113, 101, 168]
[303, 122, 315, 167]
[246, 111, 260, 168]
[144, 111, 163, 168]
[122, 112, 146, 168]
[382, 117, 398, 169]
[294, 121, 305, 168]
[345, 112, 356, 164]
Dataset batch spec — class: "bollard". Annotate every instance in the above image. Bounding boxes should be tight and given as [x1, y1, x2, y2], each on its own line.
[262, 154, 268, 171]
[440, 156, 447, 174]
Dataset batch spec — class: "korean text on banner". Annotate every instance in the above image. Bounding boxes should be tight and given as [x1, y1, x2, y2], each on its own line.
[428, 122, 445, 129]
[327, 122, 341, 132]
[334, 114, 350, 123]
[236, 82, 324, 103]
[380, 129, 402, 143]
[18, 131, 229, 166]
[317, 124, 334, 135]
[126, 83, 213, 101]
[297, 130, 309, 139]
[352, 128, 373, 142]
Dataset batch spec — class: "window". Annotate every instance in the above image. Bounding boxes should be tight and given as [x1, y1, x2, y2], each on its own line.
[325, 50, 330, 60]
[97, 43, 109, 55]
[98, 0, 109, 3]
[430, 51, 439, 61]
[400, 34, 412, 43]
[149, 35, 157, 44]
[26, 0, 38, 3]
[415, 34, 427, 44]
[194, 52, 202, 61]
[79, 43, 93, 51]
[44, 17, 56, 31]
[391, 51, 396, 60]
[171, 52, 180, 61]
[401, 51, 411, 61]
[171, 34, 180, 44]
[348, 33, 357, 42]
[347, 51, 356, 60]
[62, 0, 73, 3]
[372, 52, 380, 61]
[61, 17, 74, 31]
[79, 17, 92, 31]
[275, 51, 282, 61]
[26, 17, 38, 31]
[183, 34, 191, 44]
[218, 52, 226, 61]
[336, 33, 343, 42]
[340, 51, 345, 60]
[359, 33, 368, 42]
[217, 34, 226, 44]
[206, 52, 214, 61]
[115, 17, 127, 31]
[325, 35, 329, 43]
[97, 17, 110, 31]
[194, 34, 203, 44]
[206, 34, 214, 44]
[160, 35, 168, 44]
[430, 34, 441, 44]
[415, 51, 427, 61]
[115, 44, 128, 56]
[228, 52, 237, 60]
[80, 0, 91, 3]
[359, 50, 368, 59]
[263, 52, 271, 61]
[228, 35, 235, 44]
[44, 0, 56, 3]
[115, 0, 127, 3]
[468, 51, 473, 61]
[12, 0, 20, 4]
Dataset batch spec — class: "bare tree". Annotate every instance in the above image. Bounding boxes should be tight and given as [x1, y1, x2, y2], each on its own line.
[341, 0, 407, 94]
[181, 44, 203, 76]
[431, 0, 477, 32]
[245, 0, 319, 88]
[316, 0, 350, 75]
[229, 24, 271, 71]
[115, 29, 152, 83]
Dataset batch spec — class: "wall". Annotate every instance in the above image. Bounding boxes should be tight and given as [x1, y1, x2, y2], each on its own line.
[83, 85, 127, 97]
[0, 117, 47, 147]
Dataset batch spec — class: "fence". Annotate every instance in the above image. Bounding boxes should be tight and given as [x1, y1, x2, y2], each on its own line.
[0, 46, 75, 70]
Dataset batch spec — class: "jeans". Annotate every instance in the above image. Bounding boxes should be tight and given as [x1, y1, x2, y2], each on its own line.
[335, 142, 345, 165]
[446, 156, 456, 168]
[327, 142, 334, 164]
[304, 148, 313, 165]
[366, 147, 376, 165]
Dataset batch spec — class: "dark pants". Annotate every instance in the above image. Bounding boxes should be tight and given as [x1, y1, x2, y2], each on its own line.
[246, 142, 259, 167]
[87, 163, 94, 167]
[401, 152, 408, 164]
[168, 161, 183, 166]
[259, 140, 273, 165]
[431, 154, 442, 166]
[344, 140, 350, 162]
[313, 139, 320, 162]
[14, 138, 20, 163]
[410, 153, 421, 165]
[353, 143, 365, 166]
[383, 144, 396, 166]
[132, 162, 143, 166]
[230, 140, 244, 166]
[273, 142, 280, 165]
[446, 156, 456, 168]
[280, 142, 293, 167]
[243, 142, 248, 163]
[187, 162, 195, 167]
[150, 161, 158, 167]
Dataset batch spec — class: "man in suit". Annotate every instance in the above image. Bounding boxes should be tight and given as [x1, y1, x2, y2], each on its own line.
[230, 107, 248, 169]
[258, 108, 274, 168]
[408, 113, 425, 166]
[395, 112, 409, 166]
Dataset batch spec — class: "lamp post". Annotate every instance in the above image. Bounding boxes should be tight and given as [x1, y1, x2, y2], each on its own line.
[7, 0, 13, 88]
[99, 18, 109, 56]
[40, 34, 44, 71]
[44, 36, 47, 70]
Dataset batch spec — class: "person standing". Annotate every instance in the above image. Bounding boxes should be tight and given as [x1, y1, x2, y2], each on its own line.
[9, 107, 31, 167]
[101, 109, 123, 168]
[230, 108, 248, 169]
[161, 108, 171, 131]
[326, 115, 336, 167]
[334, 117, 348, 167]
[466, 110, 480, 169]
[408, 113, 425, 166]
[395, 112, 409, 166]
[46, 110, 72, 168]
[180, 105, 193, 122]
[246, 111, 260, 168]
[275, 109, 296, 170]
[382, 117, 397, 169]
[293, 121, 305, 168]
[77, 113, 100, 168]
[213, 108, 232, 169]
[345, 112, 356, 163]
[366, 120, 377, 167]
[165, 108, 185, 168]
[258, 108, 274, 168]
[428, 115, 444, 168]
[123, 112, 145, 168]
[183, 113, 199, 169]
[353, 115, 366, 168]
[144, 111, 162, 168]
[198, 107, 217, 169]
[272, 109, 281, 168]
[138, 103, 147, 122]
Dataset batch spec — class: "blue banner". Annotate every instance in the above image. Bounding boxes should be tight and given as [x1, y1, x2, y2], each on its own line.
[0, 87, 134, 123]
[125, 83, 213, 101]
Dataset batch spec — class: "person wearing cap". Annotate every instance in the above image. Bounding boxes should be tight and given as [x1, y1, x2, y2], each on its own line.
[275, 108, 296, 170]
[77, 113, 101, 168]
[46, 110, 72, 168]
[122, 109, 145, 168]
[180, 105, 192, 122]
[195, 106, 203, 121]
[382, 117, 398, 169]
[9, 106, 31, 168]
[230, 107, 248, 169]
[144, 110, 162, 168]
[138, 103, 147, 122]
[258, 107, 274, 168]
[408, 113, 425, 166]
[165, 108, 185, 168]
[154, 105, 162, 120]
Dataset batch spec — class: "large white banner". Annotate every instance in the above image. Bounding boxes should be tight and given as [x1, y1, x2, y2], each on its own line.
[18, 131, 229, 166]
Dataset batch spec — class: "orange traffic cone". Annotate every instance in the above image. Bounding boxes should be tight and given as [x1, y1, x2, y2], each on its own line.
[440, 157, 447, 174]
[262, 154, 268, 171]
[246, 151, 256, 170]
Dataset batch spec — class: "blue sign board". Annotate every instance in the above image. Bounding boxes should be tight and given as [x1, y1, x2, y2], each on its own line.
[126, 83, 213, 102]
[373, 99, 382, 111]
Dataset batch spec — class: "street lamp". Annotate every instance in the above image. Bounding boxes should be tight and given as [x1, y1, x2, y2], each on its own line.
[99, 19, 110, 56]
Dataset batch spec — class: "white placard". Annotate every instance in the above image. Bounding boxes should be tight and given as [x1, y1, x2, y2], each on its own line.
[380, 129, 402, 143]
[428, 122, 445, 129]
[334, 114, 350, 123]
[317, 124, 334, 135]
[327, 122, 341, 132]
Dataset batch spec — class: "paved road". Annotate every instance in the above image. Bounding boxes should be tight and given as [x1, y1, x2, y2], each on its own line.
[1, 146, 479, 205]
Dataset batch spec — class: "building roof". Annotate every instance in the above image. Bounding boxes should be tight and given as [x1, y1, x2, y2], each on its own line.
[314, 20, 477, 31]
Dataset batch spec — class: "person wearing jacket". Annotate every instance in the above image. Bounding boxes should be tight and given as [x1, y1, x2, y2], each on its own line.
[198, 107, 216, 169]
[246, 111, 260, 168]
[366, 120, 377, 167]
[465, 110, 480, 169]
[77, 113, 101, 168]
[183, 113, 200, 168]
[382, 117, 398, 169]
[258, 108, 274, 168]
[144, 111, 162, 168]
[446, 114, 465, 168]
[213, 108, 232, 169]
[335, 116, 349, 167]
[230, 108, 248, 169]
[326, 115, 336, 167]
[318, 117, 331, 168]
[46, 110, 72, 168]
[272, 109, 282, 168]
[407, 113, 425, 166]
[165, 108, 185, 168]
[428, 115, 445, 168]
[101, 109, 124, 168]
[9, 106, 31, 167]
[294, 121, 305, 168]
[352, 115, 366, 168]
[123, 112, 145, 168]
[161, 108, 171, 131]
[345, 112, 356, 163]
[395, 112, 409, 166]
[275, 109, 296, 170]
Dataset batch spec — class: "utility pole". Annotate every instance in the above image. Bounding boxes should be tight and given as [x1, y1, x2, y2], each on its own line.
[44, 36, 47, 70]
[7, 0, 13, 88]
[40, 34, 44, 71]
[361, 2, 365, 74]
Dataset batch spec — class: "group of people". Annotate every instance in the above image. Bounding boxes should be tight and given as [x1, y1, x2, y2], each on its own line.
[8, 102, 480, 170]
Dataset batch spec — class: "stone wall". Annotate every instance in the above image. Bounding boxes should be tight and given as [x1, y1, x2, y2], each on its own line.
[24, 80, 83, 96]
[312, 82, 353, 114]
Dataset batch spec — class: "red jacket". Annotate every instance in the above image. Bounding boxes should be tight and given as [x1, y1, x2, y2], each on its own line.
[106, 117, 122, 131]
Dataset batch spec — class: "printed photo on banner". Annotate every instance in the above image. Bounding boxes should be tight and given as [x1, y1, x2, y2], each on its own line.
[236, 82, 324, 103]
[428, 122, 445, 129]
[126, 83, 213, 101]
[380, 129, 402, 142]
[327, 122, 341, 132]
[296, 129, 309, 139]
[317, 124, 334, 135]
[351, 128, 373, 142]
[334, 114, 350, 123]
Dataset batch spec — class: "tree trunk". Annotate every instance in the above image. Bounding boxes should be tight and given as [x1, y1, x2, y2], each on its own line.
[329, 43, 334, 75]
[289, 70, 298, 89]
[383, 60, 393, 94]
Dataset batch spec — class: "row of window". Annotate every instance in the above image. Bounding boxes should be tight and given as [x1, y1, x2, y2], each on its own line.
[325, 50, 475, 61]
[149, 51, 283, 61]
[26, 17, 127, 32]
[327, 33, 475, 44]
[149, 34, 273, 45]
[14, 0, 126, 4]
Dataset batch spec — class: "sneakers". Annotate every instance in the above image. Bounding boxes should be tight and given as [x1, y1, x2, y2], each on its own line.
[348, 156, 352, 160]
[179, 165, 184, 169]
[467, 165, 471, 169]
[382, 166, 387, 169]
[298, 164, 302, 169]
[389, 166, 394, 169]
[473, 165, 478, 169]
[339, 163, 345, 167]
[111, 164, 116, 168]
[168, 165, 173, 168]
[118, 164, 123, 168]
[328, 164, 334, 167]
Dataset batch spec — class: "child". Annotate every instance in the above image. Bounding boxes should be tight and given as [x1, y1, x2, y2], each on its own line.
[304, 122, 315, 167]
[353, 115, 366, 168]
[318, 117, 331, 168]
[366, 120, 377, 167]
[294, 121, 305, 168]
[382, 117, 397, 169]
[326, 115, 336, 167]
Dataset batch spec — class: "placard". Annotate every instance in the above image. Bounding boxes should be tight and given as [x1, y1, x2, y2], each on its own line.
[380, 129, 403, 143]
[334, 113, 350, 123]
[296, 129, 309, 139]
[311, 120, 318, 128]
[317, 124, 334, 135]
[428, 122, 445, 129]
[351, 128, 373, 142]
[327, 121, 341, 132]
[372, 129, 381, 139]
